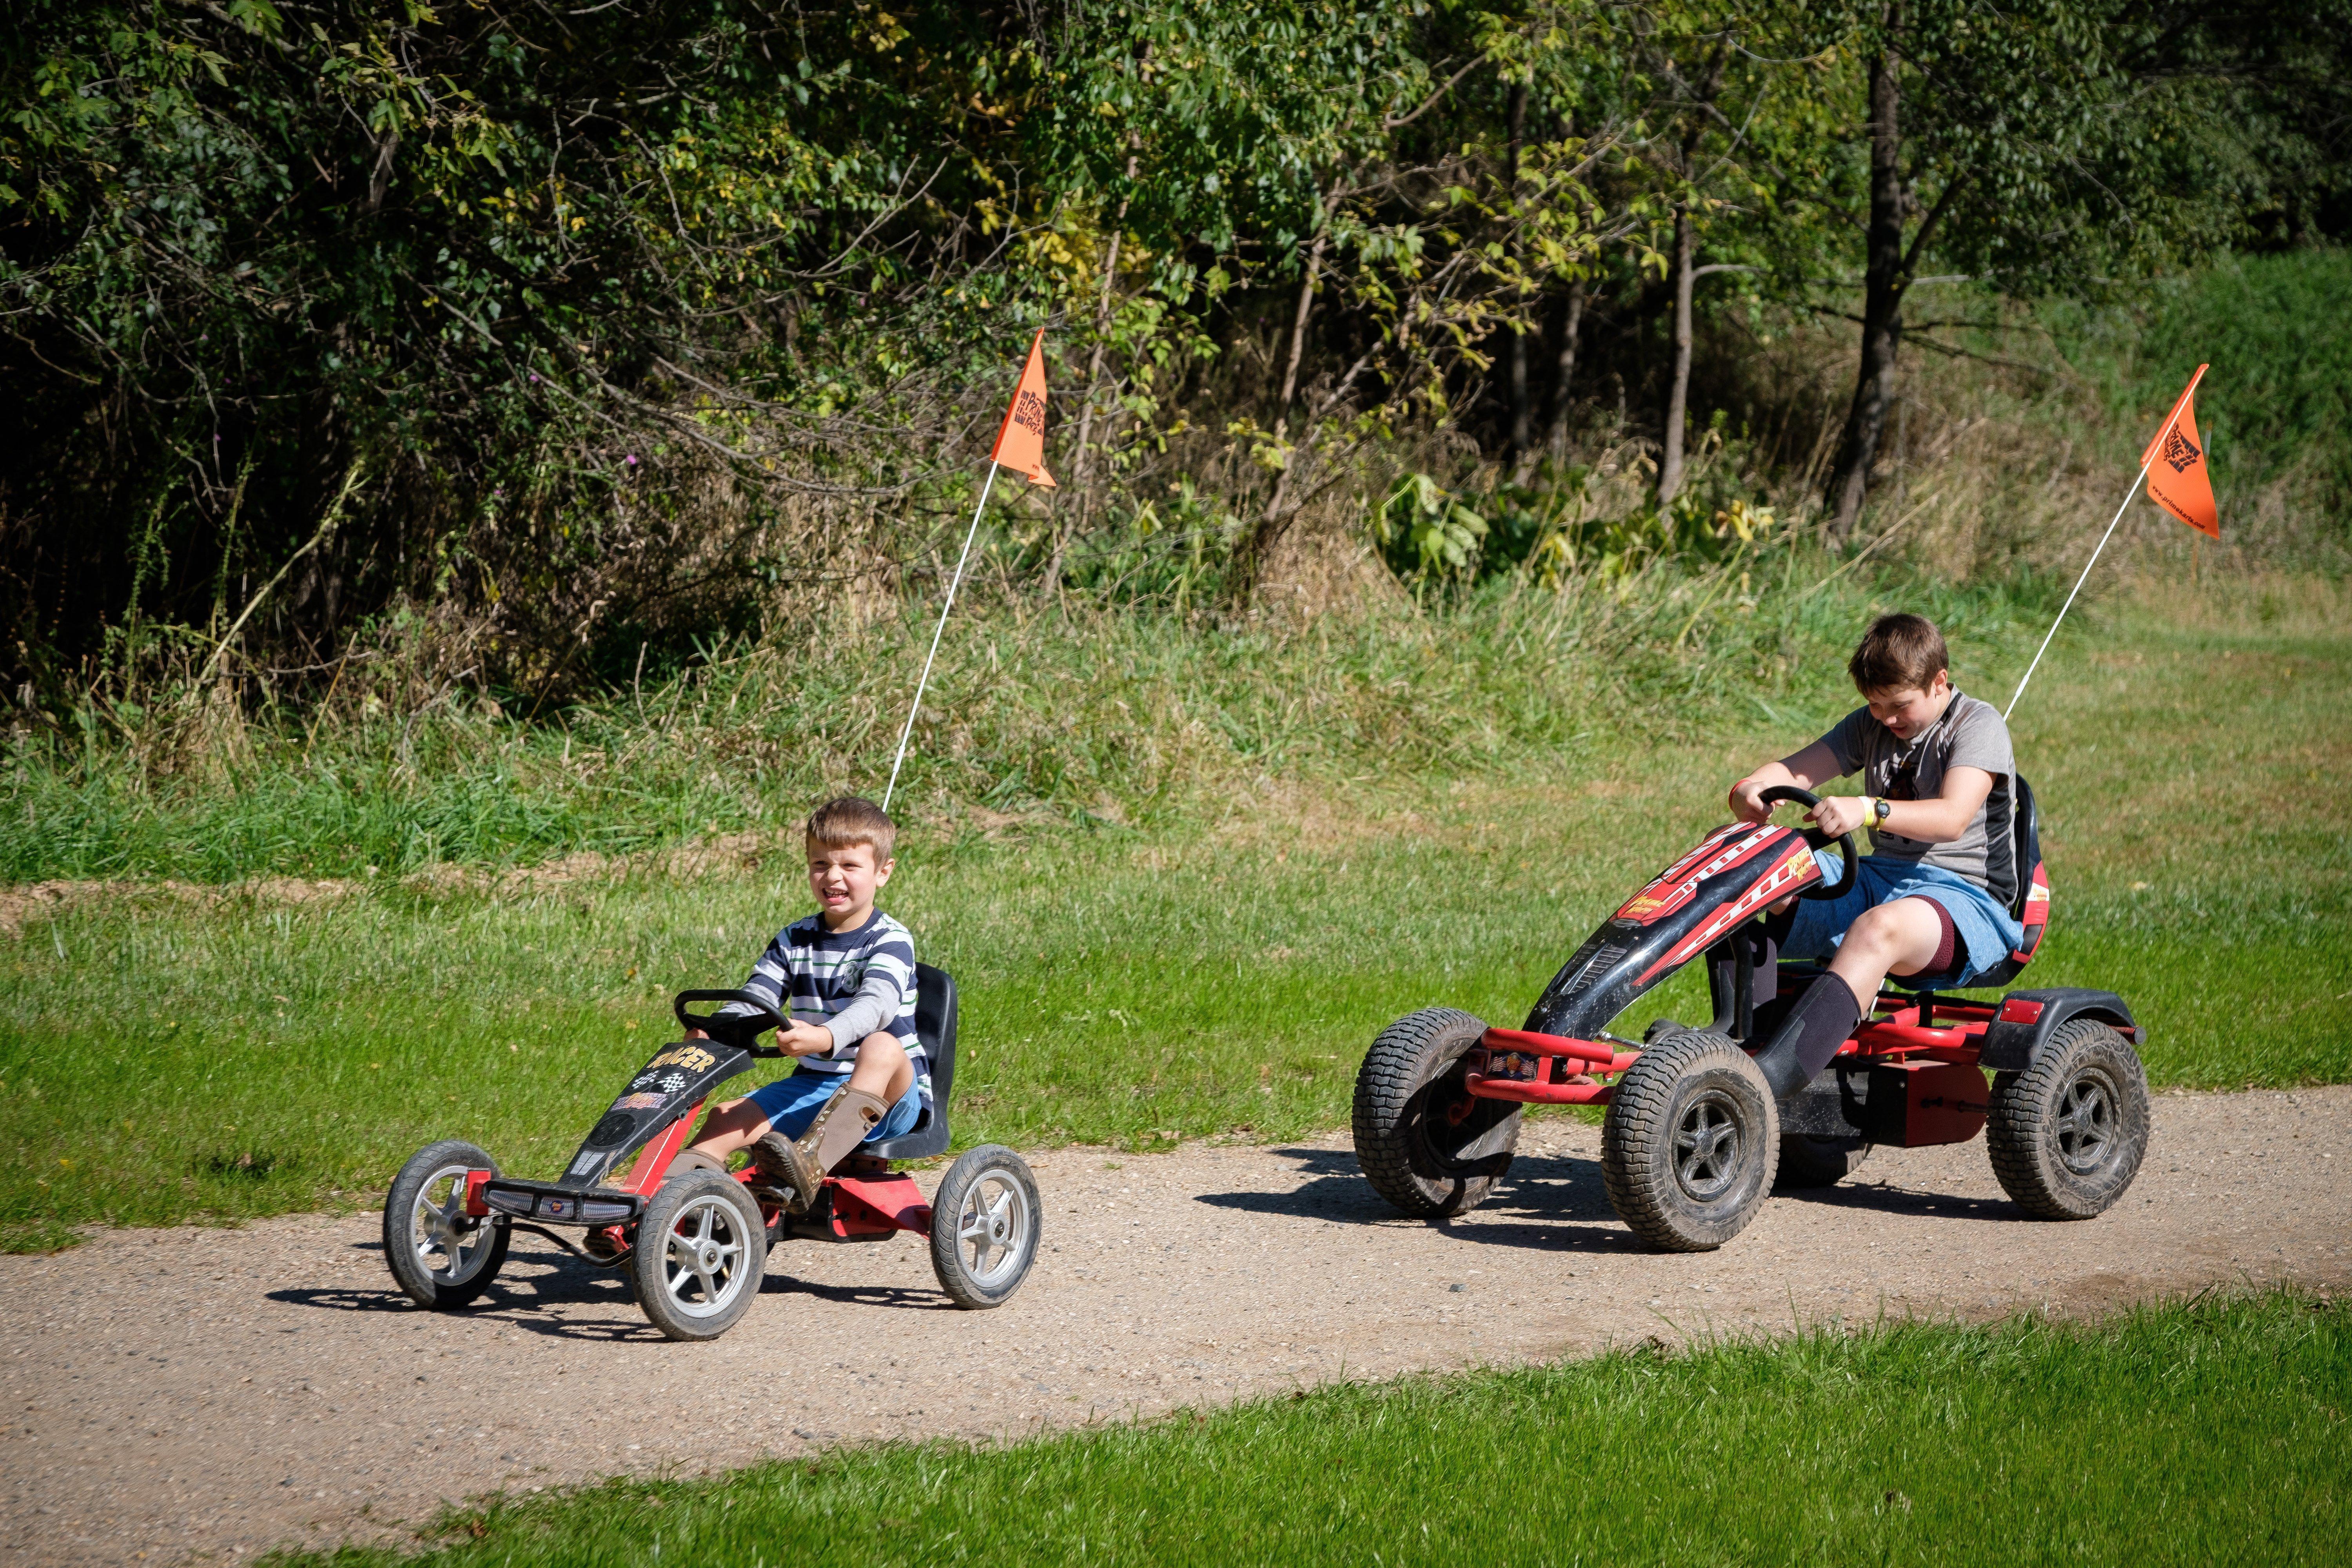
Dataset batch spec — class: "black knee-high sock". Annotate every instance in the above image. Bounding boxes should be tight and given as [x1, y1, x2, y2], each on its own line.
[1751, 972, 1862, 1101]
[1745, 924, 1781, 1018]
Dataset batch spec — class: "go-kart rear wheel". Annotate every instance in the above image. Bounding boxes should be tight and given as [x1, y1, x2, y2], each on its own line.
[930, 1145, 1040, 1309]
[383, 1139, 510, 1310]
[1985, 1018, 2150, 1219]
[629, 1171, 768, 1341]
[1353, 1008, 1521, 1220]
[1601, 1030, 1778, 1251]
[1775, 1134, 1872, 1189]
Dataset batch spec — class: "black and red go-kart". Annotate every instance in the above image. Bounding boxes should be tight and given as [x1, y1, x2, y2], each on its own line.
[1354, 782, 2152, 1250]
[381, 964, 1040, 1339]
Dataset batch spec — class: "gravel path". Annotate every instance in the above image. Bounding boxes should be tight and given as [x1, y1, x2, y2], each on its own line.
[7, 1085, 2349, 1566]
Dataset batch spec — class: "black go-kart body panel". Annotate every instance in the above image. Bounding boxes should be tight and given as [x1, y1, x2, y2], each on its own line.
[555, 1038, 759, 1191]
[1523, 820, 1824, 1041]
[1976, 987, 2140, 1071]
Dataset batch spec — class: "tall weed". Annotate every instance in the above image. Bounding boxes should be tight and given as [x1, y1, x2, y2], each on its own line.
[0, 549, 2067, 885]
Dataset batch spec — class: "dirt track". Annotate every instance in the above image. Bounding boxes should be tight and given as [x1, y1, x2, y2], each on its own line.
[5, 1085, 2349, 1566]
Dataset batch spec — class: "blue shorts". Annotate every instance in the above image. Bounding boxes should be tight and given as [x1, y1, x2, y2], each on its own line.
[742, 1071, 925, 1143]
[1784, 851, 2026, 991]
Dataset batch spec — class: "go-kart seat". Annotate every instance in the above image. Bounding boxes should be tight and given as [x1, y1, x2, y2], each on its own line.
[863, 962, 957, 1161]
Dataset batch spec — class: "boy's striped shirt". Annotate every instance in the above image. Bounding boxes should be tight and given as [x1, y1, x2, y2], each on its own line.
[731, 911, 925, 1098]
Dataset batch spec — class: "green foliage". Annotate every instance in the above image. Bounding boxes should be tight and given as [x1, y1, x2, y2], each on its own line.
[279, 1292, 2352, 1566]
[4, 0, 2342, 707]
[1373, 473, 1489, 580]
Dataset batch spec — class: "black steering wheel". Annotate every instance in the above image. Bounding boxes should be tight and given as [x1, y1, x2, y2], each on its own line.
[672, 989, 793, 1056]
[1757, 785, 1860, 900]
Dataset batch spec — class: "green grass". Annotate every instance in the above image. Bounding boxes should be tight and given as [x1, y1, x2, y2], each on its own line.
[273, 1290, 2352, 1567]
[2, 577, 2345, 1251]
[3, 544, 2069, 885]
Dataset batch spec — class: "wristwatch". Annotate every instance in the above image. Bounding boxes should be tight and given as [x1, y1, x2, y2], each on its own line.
[1869, 796, 1892, 828]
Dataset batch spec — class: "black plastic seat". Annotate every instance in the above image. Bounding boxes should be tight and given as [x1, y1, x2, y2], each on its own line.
[864, 963, 957, 1161]
[1959, 771, 2048, 989]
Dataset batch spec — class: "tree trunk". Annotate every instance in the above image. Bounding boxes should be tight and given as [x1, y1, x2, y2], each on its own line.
[1824, 29, 1907, 544]
[1536, 278, 1586, 471]
[1655, 207, 1697, 507]
[1072, 197, 1131, 489]
[1275, 230, 1326, 427]
[1052, 146, 1139, 590]
[1504, 82, 1531, 466]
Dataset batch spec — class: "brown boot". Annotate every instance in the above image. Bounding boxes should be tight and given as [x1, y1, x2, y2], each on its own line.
[749, 1132, 824, 1214]
[802, 1087, 892, 1175]
[750, 1088, 890, 1214]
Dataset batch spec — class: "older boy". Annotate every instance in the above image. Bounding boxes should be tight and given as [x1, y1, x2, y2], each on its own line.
[1729, 613, 2026, 1100]
[684, 797, 926, 1209]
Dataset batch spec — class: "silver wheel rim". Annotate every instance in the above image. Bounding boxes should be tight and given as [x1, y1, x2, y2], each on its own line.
[1673, 1091, 1746, 1202]
[2054, 1072, 2117, 1174]
[659, 1193, 754, 1319]
[954, 1168, 1033, 1290]
[409, 1162, 495, 1287]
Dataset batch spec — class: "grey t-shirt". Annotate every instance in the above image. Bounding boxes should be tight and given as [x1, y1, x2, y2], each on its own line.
[1818, 691, 2017, 900]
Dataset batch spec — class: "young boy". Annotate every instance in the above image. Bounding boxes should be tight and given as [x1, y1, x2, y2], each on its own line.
[1729, 613, 2027, 1100]
[684, 797, 926, 1209]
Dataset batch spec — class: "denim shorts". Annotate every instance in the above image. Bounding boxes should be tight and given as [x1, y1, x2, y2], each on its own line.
[1784, 851, 2026, 990]
[743, 1071, 924, 1143]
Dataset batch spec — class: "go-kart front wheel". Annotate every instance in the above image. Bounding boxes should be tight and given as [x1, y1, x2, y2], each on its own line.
[1353, 1007, 1521, 1219]
[1985, 1018, 2150, 1219]
[930, 1145, 1040, 1309]
[1601, 1030, 1778, 1251]
[384, 1139, 511, 1310]
[630, 1171, 769, 1341]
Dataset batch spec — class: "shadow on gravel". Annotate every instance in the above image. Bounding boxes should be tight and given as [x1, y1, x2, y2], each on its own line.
[272, 1249, 659, 1339]
[761, 1274, 957, 1311]
[1772, 1179, 2014, 1221]
[1209, 1146, 2021, 1243]
[267, 1285, 419, 1314]
[1193, 1145, 1654, 1253]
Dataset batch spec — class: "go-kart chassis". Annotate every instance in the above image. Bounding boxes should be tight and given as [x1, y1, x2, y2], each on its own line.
[466, 1106, 936, 1256]
[387, 968, 1040, 1332]
[1463, 985, 2142, 1151]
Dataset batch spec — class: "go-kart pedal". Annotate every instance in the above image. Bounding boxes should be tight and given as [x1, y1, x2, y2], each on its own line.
[383, 963, 1042, 1338]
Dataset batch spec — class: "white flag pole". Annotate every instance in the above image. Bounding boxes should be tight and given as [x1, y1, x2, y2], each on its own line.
[883, 461, 999, 811]
[2005, 364, 2207, 721]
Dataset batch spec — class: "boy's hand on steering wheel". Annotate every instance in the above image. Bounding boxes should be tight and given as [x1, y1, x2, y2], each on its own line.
[777, 1020, 835, 1057]
[1807, 795, 1870, 838]
[1728, 779, 1774, 824]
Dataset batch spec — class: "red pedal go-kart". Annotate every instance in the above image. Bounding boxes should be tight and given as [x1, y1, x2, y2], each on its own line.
[1354, 782, 2151, 1250]
[383, 964, 1040, 1338]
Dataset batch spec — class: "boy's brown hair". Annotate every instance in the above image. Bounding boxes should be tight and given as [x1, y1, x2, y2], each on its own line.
[804, 796, 897, 862]
[1847, 613, 1950, 695]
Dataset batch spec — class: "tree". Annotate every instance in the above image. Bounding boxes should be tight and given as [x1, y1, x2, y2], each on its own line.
[1812, 0, 2347, 541]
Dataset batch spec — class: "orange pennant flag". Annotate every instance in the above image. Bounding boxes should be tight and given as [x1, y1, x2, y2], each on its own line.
[2139, 365, 2218, 539]
[987, 329, 1057, 488]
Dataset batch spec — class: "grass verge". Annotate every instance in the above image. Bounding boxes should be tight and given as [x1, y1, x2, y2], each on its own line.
[275, 1290, 2350, 1567]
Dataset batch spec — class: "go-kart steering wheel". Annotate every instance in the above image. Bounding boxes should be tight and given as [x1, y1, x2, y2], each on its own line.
[672, 989, 794, 1055]
[1757, 785, 1859, 901]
